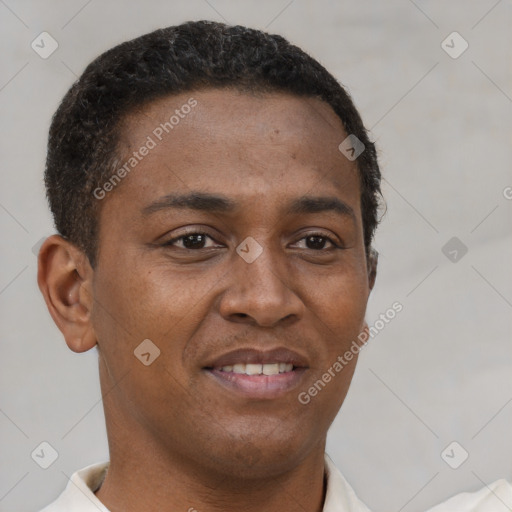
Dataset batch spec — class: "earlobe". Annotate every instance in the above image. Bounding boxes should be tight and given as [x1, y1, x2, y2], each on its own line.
[367, 247, 378, 291]
[37, 235, 97, 353]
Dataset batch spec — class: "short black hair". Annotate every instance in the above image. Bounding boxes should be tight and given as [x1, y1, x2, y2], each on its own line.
[45, 20, 382, 268]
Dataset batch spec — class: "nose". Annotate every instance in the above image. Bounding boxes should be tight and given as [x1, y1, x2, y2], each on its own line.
[218, 240, 304, 328]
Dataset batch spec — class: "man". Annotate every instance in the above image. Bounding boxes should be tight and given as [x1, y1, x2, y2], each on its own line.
[36, 20, 510, 512]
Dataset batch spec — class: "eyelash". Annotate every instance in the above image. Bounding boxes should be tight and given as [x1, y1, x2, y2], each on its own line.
[163, 231, 341, 251]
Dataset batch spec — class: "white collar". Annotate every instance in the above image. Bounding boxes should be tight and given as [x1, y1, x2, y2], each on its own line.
[39, 453, 370, 511]
[39, 453, 512, 512]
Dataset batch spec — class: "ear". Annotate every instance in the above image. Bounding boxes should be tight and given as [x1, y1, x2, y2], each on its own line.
[367, 247, 378, 292]
[37, 235, 97, 353]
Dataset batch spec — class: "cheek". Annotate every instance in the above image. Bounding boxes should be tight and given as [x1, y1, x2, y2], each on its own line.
[92, 258, 183, 335]
[304, 273, 369, 395]
[91, 262, 197, 416]
[311, 270, 369, 329]
[90, 257, 214, 380]
[89, 261, 170, 375]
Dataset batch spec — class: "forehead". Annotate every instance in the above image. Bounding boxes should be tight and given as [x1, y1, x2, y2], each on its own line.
[107, 88, 360, 219]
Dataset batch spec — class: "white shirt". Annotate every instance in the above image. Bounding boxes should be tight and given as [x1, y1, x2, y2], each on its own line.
[425, 478, 512, 512]
[37, 454, 512, 512]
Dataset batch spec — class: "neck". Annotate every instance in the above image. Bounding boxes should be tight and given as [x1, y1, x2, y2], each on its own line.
[95, 452, 327, 512]
[94, 405, 327, 512]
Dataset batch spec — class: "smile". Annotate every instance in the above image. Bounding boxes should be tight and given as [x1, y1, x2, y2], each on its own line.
[204, 365, 307, 400]
[202, 347, 310, 399]
[216, 362, 293, 375]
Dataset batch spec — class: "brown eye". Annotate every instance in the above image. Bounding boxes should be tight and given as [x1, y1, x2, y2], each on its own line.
[164, 233, 218, 250]
[295, 233, 339, 251]
[305, 235, 330, 250]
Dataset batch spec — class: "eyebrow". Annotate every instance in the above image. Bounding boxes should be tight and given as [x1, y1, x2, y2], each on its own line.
[141, 191, 355, 221]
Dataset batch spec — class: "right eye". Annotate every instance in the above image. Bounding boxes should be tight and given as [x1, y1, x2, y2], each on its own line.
[162, 232, 222, 250]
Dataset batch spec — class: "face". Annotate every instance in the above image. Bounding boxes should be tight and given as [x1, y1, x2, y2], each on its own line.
[90, 88, 373, 479]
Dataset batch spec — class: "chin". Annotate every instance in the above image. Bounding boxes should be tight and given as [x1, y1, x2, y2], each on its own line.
[198, 429, 318, 481]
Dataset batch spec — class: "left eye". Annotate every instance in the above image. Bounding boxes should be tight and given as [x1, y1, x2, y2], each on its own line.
[164, 232, 339, 251]
[294, 234, 339, 250]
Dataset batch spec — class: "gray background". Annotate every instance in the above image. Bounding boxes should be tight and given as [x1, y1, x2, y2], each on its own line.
[1, 1, 511, 511]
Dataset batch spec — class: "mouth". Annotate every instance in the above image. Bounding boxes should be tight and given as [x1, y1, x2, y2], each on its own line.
[211, 362, 295, 375]
[202, 348, 309, 400]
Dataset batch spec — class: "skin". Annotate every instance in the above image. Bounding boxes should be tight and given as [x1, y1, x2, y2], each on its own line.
[38, 88, 377, 512]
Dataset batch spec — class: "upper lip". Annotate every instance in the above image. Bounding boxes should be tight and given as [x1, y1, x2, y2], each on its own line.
[203, 347, 309, 369]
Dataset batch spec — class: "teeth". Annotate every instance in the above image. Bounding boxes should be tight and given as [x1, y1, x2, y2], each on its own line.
[262, 363, 279, 375]
[245, 363, 262, 375]
[232, 364, 245, 374]
[220, 363, 293, 375]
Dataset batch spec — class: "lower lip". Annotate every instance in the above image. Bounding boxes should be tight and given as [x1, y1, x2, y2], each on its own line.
[204, 368, 308, 400]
